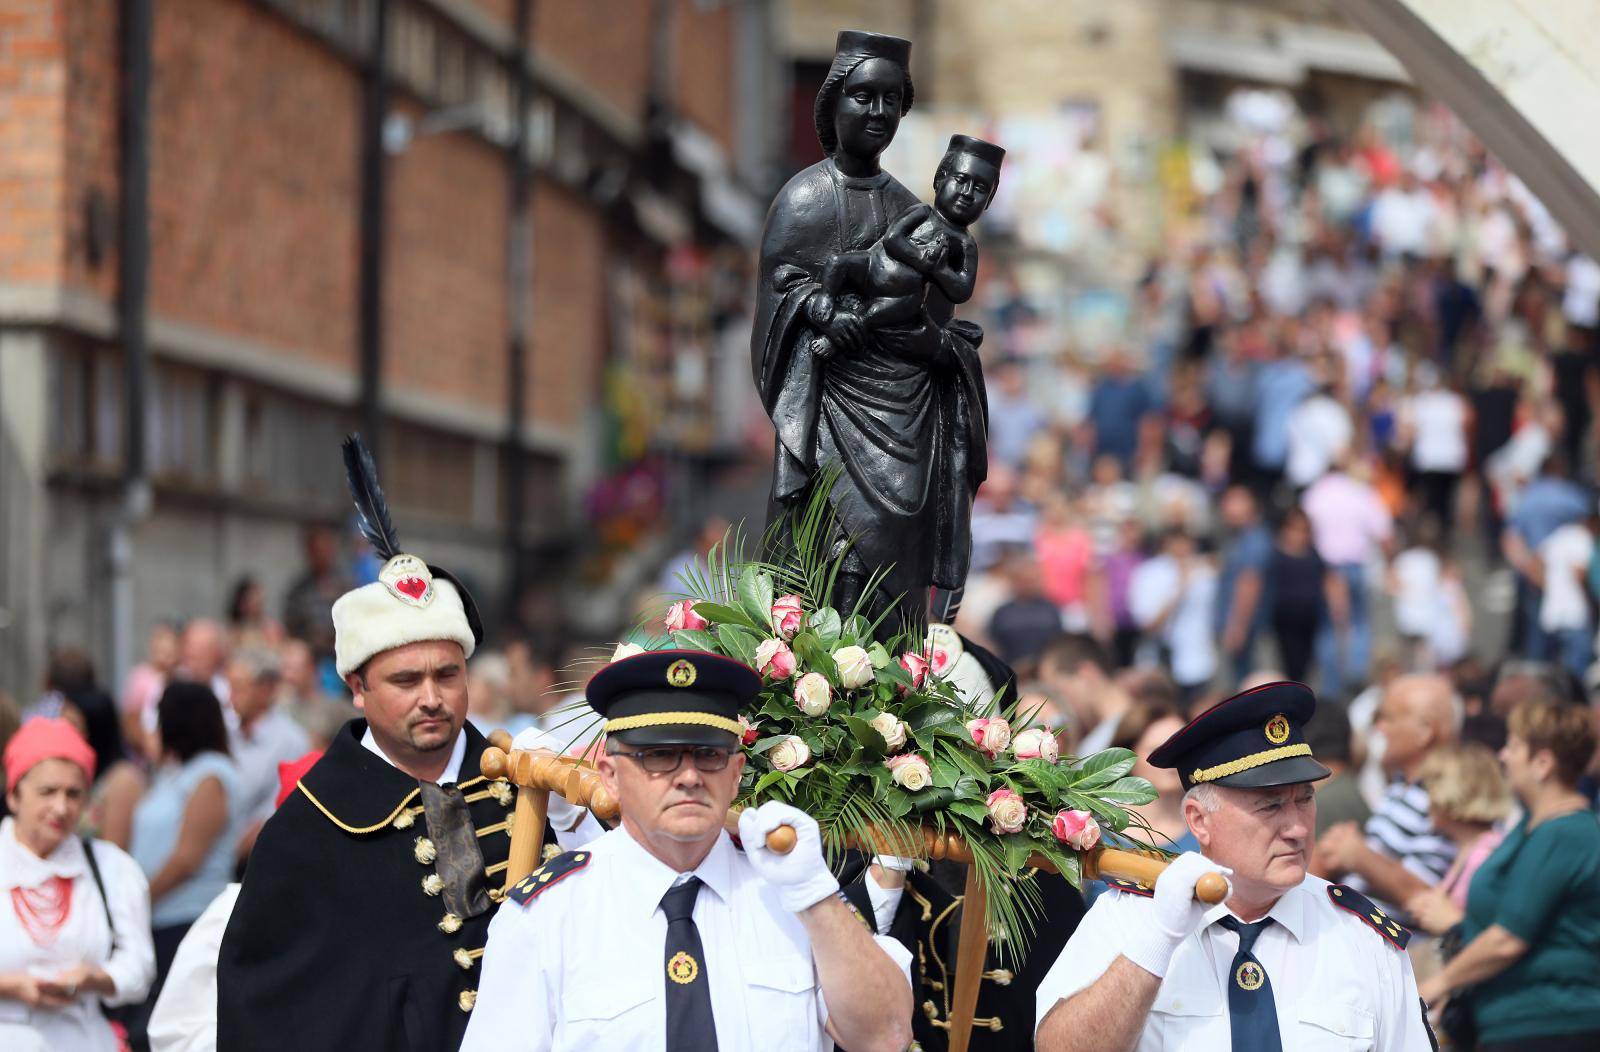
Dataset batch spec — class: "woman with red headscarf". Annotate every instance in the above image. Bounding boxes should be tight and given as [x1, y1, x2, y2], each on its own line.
[0, 718, 155, 1052]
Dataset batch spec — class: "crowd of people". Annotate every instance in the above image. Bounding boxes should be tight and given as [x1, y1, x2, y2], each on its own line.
[962, 98, 1600, 1048]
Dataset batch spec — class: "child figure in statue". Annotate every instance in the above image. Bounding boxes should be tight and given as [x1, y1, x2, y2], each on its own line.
[811, 134, 1005, 346]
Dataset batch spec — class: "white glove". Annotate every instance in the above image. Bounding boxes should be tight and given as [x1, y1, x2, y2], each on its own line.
[738, 801, 840, 913]
[1119, 852, 1232, 979]
[873, 854, 914, 872]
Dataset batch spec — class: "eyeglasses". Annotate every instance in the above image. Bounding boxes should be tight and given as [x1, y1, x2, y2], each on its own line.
[618, 746, 733, 774]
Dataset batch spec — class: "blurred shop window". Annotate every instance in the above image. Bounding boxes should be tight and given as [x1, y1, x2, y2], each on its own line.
[47, 339, 123, 474]
[239, 386, 350, 511]
[383, 422, 478, 521]
[147, 362, 219, 487]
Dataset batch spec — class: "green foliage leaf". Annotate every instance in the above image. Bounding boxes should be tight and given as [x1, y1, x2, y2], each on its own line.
[1069, 748, 1138, 788]
[948, 798, 991, 825]
[752, 769, 789, 795]
[1094, 776, 1159, 806]
[808, 607, 842, 648]
[737, 565, 775, 628]
[790, 631, 833, 677]
[1000, 833, 1035, 873]
[695, 602, 760, 631]
[670, 629, 721, 654]
[841, 714, 888, 758]
[715, 624, 761, 666]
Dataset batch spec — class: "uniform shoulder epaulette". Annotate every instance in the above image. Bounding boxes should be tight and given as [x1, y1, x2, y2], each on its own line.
[1327, 884, 1410, 949]
[507, 850, 591, 907]
[1105, 878, 1154, 898]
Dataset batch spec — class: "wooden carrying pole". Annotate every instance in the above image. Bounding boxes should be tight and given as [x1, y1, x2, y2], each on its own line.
[480, 742, 1227, 1048]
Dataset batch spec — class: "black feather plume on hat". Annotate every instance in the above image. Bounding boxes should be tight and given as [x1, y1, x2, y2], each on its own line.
[340, 432, 484, 646]
[342, 433, 401, 562]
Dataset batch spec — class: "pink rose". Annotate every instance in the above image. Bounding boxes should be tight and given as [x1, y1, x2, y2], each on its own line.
[738, 715, 760, 747]
[985, 788, 1028, 834]
[771, 595, 805, 640]
[898, 652, 930, 690]
[1051, 809, 1101, 851]
[886, 753, 932, 791]
[755, 638, 797, 681]
[664, 599, 709, 632]
[770, 735, 811, 771]
[965, 716, 1012, 758]
[1011, 727, 1060, 764]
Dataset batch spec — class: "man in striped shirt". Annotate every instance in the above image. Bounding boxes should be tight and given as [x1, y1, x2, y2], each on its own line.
[1315, 674, 1460, 917]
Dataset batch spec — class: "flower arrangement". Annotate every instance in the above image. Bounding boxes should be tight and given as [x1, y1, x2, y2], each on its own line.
[593, 475, 1160, 946]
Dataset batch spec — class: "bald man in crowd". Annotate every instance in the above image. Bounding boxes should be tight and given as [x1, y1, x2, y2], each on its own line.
[1315, 674, 1461, 915]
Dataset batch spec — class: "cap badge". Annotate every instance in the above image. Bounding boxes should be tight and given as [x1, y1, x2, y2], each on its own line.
[1264, 714, 1290, 745]
[1235, 960, 1265, 991]
[666, 659, 698, 688]
[380, 554, 434, 608]
[667, 950, 700, 984]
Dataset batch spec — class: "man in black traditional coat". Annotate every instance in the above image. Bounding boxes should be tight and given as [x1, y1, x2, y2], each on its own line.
[217, 440, 595, 1051]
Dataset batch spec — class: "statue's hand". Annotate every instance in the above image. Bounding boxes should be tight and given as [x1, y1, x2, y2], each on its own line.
[821, 311, 865, 355]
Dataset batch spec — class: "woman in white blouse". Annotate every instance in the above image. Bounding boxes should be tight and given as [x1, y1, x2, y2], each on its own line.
[0, 718, 156, 1052]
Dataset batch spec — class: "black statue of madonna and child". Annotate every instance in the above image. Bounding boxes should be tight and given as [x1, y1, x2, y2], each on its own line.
[753, 29, 1004, 641]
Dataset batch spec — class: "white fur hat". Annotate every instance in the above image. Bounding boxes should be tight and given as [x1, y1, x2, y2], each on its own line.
[333, 554, 477, 677]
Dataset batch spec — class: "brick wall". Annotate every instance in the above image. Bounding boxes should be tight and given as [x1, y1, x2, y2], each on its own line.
[672, 0, 735, 156]
[0, 0, 68, 287]
[528, 179, 606, 431]
[384, 118, 509, 408]
[145, 0, 360, 372]
[62, 0, 117, 301]
[534, 0, 654, 123]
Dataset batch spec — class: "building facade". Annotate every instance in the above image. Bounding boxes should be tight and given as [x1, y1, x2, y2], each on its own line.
[0, 0, 778, 702]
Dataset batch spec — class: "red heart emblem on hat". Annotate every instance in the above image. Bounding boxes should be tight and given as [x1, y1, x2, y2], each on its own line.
[396, 577, 428, 601]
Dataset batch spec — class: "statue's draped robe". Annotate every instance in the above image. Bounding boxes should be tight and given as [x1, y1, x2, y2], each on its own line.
[752, 160, 987, 622]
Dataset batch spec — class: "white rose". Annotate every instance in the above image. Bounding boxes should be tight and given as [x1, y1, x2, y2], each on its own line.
[868, 711, 907, 751]
[769, 735, 812, 771]
[610, 642, 646, 663]
[833, 645, 874, 689]
[1011, 727, 1060, 764]
[887, 753, 932, 791]
[794, 672, 832, 717]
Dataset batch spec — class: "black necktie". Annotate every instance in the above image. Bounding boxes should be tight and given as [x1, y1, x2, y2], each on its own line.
[661, 877, 718, 1052]
[1218, 915, 1282, 1052]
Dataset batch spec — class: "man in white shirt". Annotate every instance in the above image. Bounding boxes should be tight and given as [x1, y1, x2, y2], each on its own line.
[1034, 682, 1436, 1052]
[1129, 531, 1218, 698]
[224, 649, 309, 853]
[1284, 385, 1352, 490]
[1535, 510, 1599, 676]
[462, 649, 913, 1052]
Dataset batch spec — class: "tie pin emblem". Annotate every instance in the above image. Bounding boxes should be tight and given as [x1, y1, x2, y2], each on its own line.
[1235, 961, 1265, 991]
[667, 950, 700, 984]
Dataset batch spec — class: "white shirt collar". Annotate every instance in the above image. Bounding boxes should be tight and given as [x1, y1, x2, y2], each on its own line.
[360, 725, 467, 785]
[613, 823, 737, 916]
[1203, 875, 1311, 943]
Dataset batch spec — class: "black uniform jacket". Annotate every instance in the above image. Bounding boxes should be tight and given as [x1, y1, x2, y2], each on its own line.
[217, 719, 518, 1052]
[843, 859, 1088, 1052]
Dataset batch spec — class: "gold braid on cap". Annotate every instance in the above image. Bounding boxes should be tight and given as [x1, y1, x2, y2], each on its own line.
[604, 712, 744, 736]
[1190, 744, 1313, 784]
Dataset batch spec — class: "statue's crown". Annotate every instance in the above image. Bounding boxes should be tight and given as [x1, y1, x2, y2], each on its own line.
[834, 29, 911, 68]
